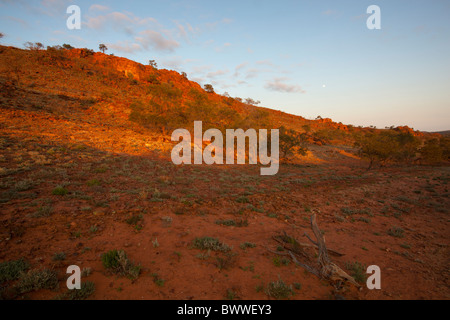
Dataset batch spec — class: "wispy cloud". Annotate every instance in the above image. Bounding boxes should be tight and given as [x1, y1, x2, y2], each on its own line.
[40, 0, 73, 16]
[160, 56, 196, 70]
[204, 17, 233, 31]
[256, 60, 274, 66]
[89, 4, 109, 12]
[322, 9, 336, 16]
[245, 68, 263, 79]
[108, 41, 141, 53]
[173, 21, 199, 42]
[233, 62, 248, 77]
[84, 11, 158, 31]
[84, 10, 180, 53]
[206, 69, 228, 78]
[215, 42, 232, 52]
[6, 16, 29, 28]
[135, 29, 179, 52]
[265, 77, 305, 93]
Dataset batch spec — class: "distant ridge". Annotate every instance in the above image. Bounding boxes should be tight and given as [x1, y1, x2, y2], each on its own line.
[432, 131, 450, 137]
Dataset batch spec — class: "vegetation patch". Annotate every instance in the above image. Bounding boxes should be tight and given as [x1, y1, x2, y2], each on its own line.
[0, 258, 30, 283]
[387, 226, 405, 238]
[193, 237, 231, 252]
[265, 278, 294, 300]
[345, 261, 367, 284]
[16, 269, 59, 294]
[101, 250, 141, 280]
[52, 186, 68, 195]
[56, 281, 95, 300]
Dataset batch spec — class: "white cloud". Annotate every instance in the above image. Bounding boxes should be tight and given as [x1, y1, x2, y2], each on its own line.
[84, 11, 158, 30]
[173, 21, 199, 42]
[265, 78, 305, 93]
[256, 60, 274, 66]
[206, 69, 228, 78]
[89, 4, 109, 12]
[233, 62, 248, 77]
[136, 29, 179, 52]
[108, 41, 142, 53]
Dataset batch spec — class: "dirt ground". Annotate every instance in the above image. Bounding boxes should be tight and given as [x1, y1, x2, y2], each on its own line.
[1, 106, 449, 300]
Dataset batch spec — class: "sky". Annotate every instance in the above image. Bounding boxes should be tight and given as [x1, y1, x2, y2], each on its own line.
[1, 0, 449, 131]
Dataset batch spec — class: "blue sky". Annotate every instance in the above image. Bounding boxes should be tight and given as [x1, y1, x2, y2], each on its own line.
[1, 0, 449, 131]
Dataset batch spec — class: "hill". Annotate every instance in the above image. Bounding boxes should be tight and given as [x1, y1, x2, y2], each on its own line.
[433, 130, 450, 137]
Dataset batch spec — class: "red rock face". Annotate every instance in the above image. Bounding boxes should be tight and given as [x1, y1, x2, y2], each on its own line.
[394, 126, 424, 137]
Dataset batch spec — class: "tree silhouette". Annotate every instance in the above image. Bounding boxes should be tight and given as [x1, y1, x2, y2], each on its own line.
[62, 43, 74, 50]
[279, 126, 308, 159]
[204, 84, 214, 93]
[24, 42, 44, 50]
[99, 44, 108, 53]
[245, 98, 261, 105]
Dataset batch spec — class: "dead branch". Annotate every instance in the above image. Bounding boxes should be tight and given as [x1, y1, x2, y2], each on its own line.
[270, 213, 361, 289]
[309, 213, 361, 288]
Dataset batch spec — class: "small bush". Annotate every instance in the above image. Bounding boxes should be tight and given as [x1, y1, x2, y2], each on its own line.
[0, 258, 30, 283]
[193, 237, 231, 252]
[52, 186, 68, 195]
[86, 179, 100, 186]
[216, 219, 236, 226]
[16, 269, 59, 294]
[273, 256, 290, 267]
[101, 250, 140, 280]
[56, 281, 95, 300]
[387, 226, 405, 238]
[240, 242, 256, 250]
[215, 252, 237, 270]
[52, 252, 66, 261]
[151, 273, 165, 287]
[345, 261, 367, 284]
[126, 214, 143, 226]
[265, 278, 294, 300]
[32, 205, 53, 218]
[235, 196, 249, 203]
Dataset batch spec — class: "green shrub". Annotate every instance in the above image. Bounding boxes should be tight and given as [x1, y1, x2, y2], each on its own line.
[215, 252, 237, 270]
[387, 226, 405, 238]
[345, 261, 367, 284]
[52, 186, 68, 195]
[101, 250, 140, 279]
[56, 281, 95, 300]
[193, 237, 231, 252]
[0, 258, 30, 283]
[239, 242, 256, 250]
[265, 278, 294, 300]
[52, 252, 66, 261]
[16, 269, 59, 294]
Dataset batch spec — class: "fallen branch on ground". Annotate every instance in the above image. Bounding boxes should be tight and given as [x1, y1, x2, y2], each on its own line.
[269, 213, 361, 289]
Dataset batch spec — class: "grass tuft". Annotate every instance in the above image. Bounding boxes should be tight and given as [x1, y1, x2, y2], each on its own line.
[101, 249, 141, 280]
[193, 237, 231, 252]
